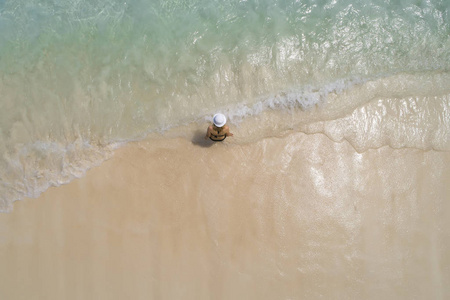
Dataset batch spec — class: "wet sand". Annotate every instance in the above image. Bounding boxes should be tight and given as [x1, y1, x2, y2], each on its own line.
[1, 132, 449, 299]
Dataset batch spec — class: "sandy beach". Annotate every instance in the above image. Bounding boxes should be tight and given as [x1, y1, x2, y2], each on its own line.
[1, 131, 449, 299]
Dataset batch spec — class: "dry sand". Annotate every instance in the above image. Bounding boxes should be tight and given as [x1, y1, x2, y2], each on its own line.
[1, 132, 449, 299]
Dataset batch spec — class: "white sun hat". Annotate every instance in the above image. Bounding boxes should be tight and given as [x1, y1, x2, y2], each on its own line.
[213, 113, 227, 127]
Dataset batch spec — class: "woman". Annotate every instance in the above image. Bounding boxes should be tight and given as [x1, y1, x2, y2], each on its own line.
[205, 113, 233, 142]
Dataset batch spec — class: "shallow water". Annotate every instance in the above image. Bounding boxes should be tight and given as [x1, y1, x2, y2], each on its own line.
[1, 0, 449, 210]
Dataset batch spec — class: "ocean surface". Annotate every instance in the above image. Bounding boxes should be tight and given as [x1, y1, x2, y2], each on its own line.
[1, 0, 449, 212]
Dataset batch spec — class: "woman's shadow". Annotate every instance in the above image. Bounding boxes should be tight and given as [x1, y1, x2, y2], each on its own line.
[191, 130, 214, 148]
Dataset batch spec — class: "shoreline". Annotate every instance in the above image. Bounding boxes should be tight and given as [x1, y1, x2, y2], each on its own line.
[2, 72, 449, 212]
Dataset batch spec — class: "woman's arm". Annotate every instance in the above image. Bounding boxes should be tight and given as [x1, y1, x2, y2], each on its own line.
[224, 126, 233, 137]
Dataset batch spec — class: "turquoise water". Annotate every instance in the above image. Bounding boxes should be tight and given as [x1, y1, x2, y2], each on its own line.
[1, 0, 449, 211]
